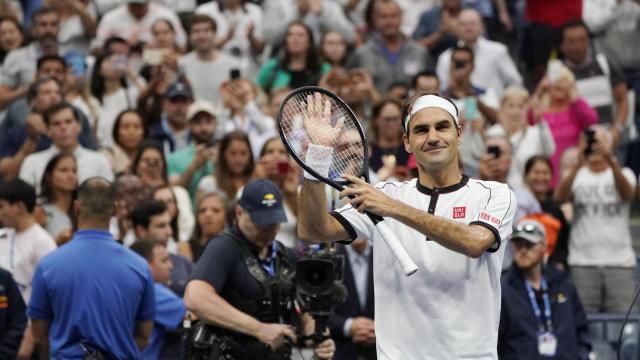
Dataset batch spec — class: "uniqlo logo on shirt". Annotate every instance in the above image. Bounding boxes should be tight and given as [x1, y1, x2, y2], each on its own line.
[453, 207, 466, 219]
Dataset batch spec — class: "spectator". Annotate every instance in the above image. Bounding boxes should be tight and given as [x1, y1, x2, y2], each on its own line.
[198, 131, 255, 200]
[101, 109, 146, 174]
[0, 179, 56, 359]
[257, 21, 330, 94]
[486, 86, 556, 190]
[347, 0, 431, 93]
[19, 102, 113, 194]
[90, 51, 142, 148]
[64, 53, 102, 130]
[319, 30, 350, 68]
[39, 152, 78, 245]
[478, 135, 511, 185]
[0, 267, 27, 359]
[95, 0, 186, 49]
[367, 98, 409, 179]
[130, 199, 193, 297]
[0, 17, 25, 65]
[28, 177, 155, 359]
[132, 140, 169, 189]
[179, 14, 236, 107]
[498, 219, 590, 359]
[386, 81, 410, 102]
[329, 240, 376, 360]
[148, 81, 193, 154]
[111, 174, 146, 246]
[0, 7, 59, 108]
[412, 70, 440, 94]
[196, 0, 265, 77]
[436, 9, 522, 98]
[559, 20, 630, 147]
[413, 0, 461, 59]
[320, 68, 381, 123]
[262, 0, 355, 47]
[167, 100, 218, 200]
[555, 126, 637, 313]
[529, 68, 598, 187]
[152, 185, 195, 250]
[186, 192, 228, 262]
[130, 240, 186, 360]
[457, 94, 487, 178]
[49, 0, 97, 55]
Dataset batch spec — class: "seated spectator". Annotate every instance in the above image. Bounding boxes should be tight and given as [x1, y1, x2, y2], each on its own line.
[50, 0, 96, 56]
[167, 100, 218, 201]
[130, 200, 193, 297]
[152, 185, 195, 251]
[100, 109, 146, 175]
[319, 30, 351, 69]
[39, 152, 77, 245]
[412, 71, 440, 94]
[148, 81, 193, 154]
[436, 9, 522, 98]
[19, 102, 113, 194]
[196, 0, 265, 77]
[346, 0, 431, 93]
[413, 0, 461, 59]
[367, 98, 410, 180]
[0, 17, 25, 66]
[94, 0, 186, 49]
[498, 219, 590, 359]
[130, 240, 186, 360]
[186, 192, 228, 263]
[0, 267, 27, 359]
[198, 131, 255, 200]
[486, 86, 556, 190]
[179, 14, 236, 108]
[257, 21, 331, 94]
[28, 178, 155, 359]
[478, 135, 511, 185]
[555, 126, 637, 313]
[529, 67, 598, 187]
[0, 179, 56, 359]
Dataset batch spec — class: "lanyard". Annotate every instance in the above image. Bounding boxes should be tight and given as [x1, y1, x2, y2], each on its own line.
[525, 278, 553, 333]
[260, 241, 278, 278]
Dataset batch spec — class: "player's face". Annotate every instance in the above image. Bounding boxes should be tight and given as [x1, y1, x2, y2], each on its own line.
[403, 108, 460, 173]
[512, 238, 545, 270]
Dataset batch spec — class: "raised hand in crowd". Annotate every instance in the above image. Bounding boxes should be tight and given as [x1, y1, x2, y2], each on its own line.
[298, 0, 324, 16]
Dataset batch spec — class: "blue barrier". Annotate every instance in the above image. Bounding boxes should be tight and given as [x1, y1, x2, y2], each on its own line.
[588, 313, 640, 360]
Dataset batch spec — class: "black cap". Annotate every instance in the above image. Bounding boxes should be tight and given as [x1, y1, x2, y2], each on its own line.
[238, 179, 287, 226]
[165, 82, 193, 100]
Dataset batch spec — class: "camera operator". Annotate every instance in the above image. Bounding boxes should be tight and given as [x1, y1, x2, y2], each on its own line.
[184, 179, 336, 359]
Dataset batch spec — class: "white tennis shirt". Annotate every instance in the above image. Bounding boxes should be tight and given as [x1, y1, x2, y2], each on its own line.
[330, 176, 516, 359]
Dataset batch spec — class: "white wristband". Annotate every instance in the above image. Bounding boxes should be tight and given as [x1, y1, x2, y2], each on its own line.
[303, 143, 333, 181]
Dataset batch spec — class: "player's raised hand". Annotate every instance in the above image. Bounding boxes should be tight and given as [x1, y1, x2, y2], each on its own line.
[301, 93, 344, 147]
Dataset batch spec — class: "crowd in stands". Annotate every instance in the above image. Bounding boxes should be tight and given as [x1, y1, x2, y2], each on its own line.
[0, 0, 639, 358]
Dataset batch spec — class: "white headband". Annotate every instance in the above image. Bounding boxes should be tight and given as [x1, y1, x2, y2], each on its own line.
[404, 94, 459, 132]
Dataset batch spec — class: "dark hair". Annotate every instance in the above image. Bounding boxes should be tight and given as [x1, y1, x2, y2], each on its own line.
[0, 179, 36, 213]
[319, 31, 352, 67]
[37, 55, 66, 72]
[27, 77, 61, 104]
[560, 19, 590, 44]
[130, 199, 167, 230]
[0, 17, 25, 62]
[152, 18, 176, 34]
[524, 155, 553, 176]
[370, 97, 403, 141]
[259, 136, 282, 158]
[412, 70, 439, 89]
[191, 192, 228, 244]
[112, 109, 145, 149]
[77, 177, 114, 223]
[365, 0, 400, 32]
[90, 51, 128, 104]
[189, 14, 217, 34]
[152, 185, 179, 243]
[451, 44, 475, 63]
[216, 131, 254, 199]
[43, 101, 79, 125]
[274, 21, 321, 86]
[131, 140, 169, 185]
[130, 240, 163, 262]
[31, 6, 57, 25]
[39, 152, 78, 227]
[103, 36, 127, 53]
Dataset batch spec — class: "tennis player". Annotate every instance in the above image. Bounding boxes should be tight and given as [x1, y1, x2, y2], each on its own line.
[298, 93, 516, 359]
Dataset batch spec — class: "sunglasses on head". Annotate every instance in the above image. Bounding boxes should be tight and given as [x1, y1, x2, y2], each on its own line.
[515, 223, 544, 237]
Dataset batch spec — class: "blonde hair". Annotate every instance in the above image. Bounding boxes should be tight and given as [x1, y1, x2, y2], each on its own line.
[500, 85, 530, 107]
[541, 64, 578, 108]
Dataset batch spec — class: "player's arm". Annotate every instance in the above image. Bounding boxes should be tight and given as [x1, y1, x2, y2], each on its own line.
[298, 179, 351, 244]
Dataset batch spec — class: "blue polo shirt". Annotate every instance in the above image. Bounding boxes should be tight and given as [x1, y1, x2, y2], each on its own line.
[27, 230, 156, 359]
[142, 283, 186, 360]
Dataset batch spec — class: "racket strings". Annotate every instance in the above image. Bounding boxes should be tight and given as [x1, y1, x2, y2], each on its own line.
[280, 90, 365, 180]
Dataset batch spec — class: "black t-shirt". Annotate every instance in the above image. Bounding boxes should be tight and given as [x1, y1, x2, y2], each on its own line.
[369, 143, 410, 172]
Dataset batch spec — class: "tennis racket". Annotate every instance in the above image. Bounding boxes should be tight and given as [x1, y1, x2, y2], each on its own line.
[277, 86, 418, 276]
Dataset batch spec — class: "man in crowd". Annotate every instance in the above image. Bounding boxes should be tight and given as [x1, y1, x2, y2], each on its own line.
[412, 71, 440, 95]
[28, 177, 155, 358]
[184, 179, 335, 359]
[413, 0, 462, 59]
[111, 174, 146, 246]
[19, 102, 113, 194]
[0, 267, 27, 359]
[499, 218, 590, 359]
[131, 240, 186, 360]
[149, 81, 194, 154]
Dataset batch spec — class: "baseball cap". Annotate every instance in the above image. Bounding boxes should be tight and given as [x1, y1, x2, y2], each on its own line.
[238, 179, 287, 226]
[187, 100, 218, 122]
[510, 219, 546, 244]
[165, 82, 193, 100]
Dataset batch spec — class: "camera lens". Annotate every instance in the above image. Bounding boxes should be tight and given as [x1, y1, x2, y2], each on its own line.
[305, 266, 328, 288]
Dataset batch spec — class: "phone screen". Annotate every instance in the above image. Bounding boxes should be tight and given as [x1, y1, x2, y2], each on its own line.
[277, 161, 290, 175]
[464, 97, 478, 121]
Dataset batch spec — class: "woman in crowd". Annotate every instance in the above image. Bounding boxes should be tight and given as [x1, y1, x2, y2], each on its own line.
[529, 65, 598, 187]
[368, 98, 410, 181]
[39, 152, 78, 245]
[486, 86, 556, 190]
[152, 185, 194, 254]
[185, 192, 228, 262]
[198, 131, 255, 200]
[100, 109, 146, 174]
[0, 17, 24, 64]
[256, 21, 330, 94]
[319, 30, 350, 68]
[48, 0, 96, 55]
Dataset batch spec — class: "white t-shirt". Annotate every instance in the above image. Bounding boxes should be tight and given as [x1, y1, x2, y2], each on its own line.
[97, 87, 138, 148]
[179, 51, 237, 108]
[331, 177, 515, 360]
[0, 224, 57, 302]
[568, 166, 637, 267]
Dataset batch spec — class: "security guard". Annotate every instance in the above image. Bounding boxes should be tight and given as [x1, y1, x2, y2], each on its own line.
[184, 179, 335, 360]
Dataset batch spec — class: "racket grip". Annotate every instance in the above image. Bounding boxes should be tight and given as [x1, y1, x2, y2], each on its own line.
[374, 221, 418, 276]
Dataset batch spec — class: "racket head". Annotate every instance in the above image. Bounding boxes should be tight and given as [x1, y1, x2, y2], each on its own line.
[277, 86, 370, 189]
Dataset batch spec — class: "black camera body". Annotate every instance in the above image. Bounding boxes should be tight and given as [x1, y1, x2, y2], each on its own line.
[294, 247, 347, 317]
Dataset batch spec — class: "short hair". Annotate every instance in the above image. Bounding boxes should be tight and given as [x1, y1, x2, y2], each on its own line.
[44, 102, 79, 125]
[189, 14, 217, 34]
[560, 19, 590, 44]
[31, 6, 57, 24]
[130, 200, 167, 230]
[0, 179, 36, 213]
[451, 44, 475, 63]
[524, 155, 553, 176]
[37, 55, 66, 71]
[365, 0, 400, 30]
[130, 240, 164, 262]
[77, 177, 114, 223]
[412, 70, 439, 89]
[27, 77, 60, 104]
